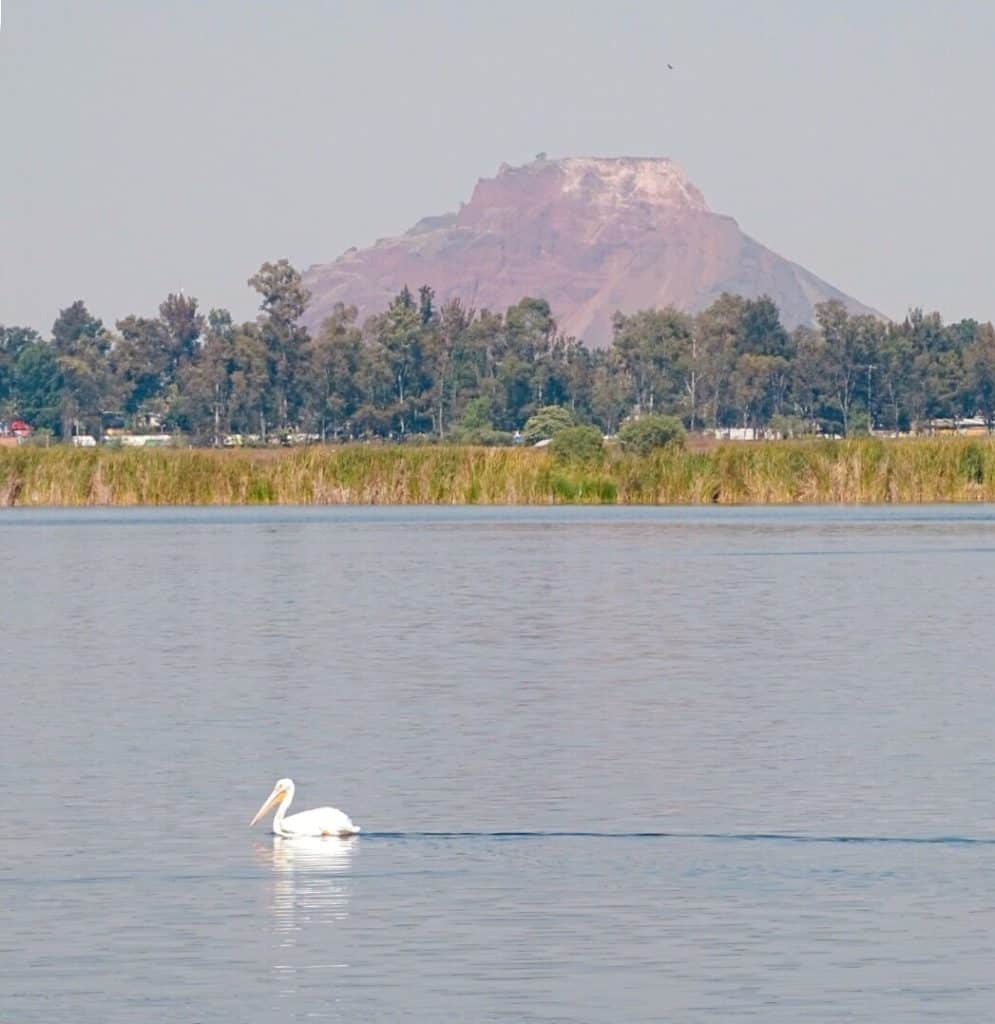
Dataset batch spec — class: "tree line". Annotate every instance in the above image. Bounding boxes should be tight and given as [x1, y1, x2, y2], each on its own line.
[3, 258, 995, 443]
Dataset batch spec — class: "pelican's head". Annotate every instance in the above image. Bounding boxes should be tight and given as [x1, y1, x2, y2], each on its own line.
[250, 777, 295, 827]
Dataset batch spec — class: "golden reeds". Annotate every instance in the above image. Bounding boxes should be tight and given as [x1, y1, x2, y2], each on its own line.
[3, 437, 995, 507]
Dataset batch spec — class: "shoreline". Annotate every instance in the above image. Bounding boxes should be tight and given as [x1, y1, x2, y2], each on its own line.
[3, 438, 995, 507]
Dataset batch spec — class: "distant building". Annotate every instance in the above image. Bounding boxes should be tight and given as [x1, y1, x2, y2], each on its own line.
[920, 417, 990, 437]
[0, 419, 34, 444]
[118, 435, 173, 447]
[709, 427, 763, 441]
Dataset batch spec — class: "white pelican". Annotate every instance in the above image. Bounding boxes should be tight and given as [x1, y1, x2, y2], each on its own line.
[249, 778, 360, 837]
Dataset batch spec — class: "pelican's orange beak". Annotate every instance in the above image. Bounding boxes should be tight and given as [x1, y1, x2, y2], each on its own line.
[249, 787, 286, 827]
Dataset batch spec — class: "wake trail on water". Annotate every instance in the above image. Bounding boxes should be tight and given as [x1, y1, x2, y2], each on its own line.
[363, 830, 995, 847]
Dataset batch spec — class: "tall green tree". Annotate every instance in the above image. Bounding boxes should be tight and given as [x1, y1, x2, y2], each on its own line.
[52, 300, 104, 354]
[174, 308, 236, 444]
[248, 260, 311, 431]
[0, 326, 42, 417]
[875, 323, 916, 431]
[113, 315, 171, 419]
[227, 323, 271, 436]
[790, 326, 832, 431]
[370, 286, 425, 434]
[51, 300, 113, 437]
[159, 292, 204, 376]
[589, 353, 628, 434]
[695, 293, 746, 428]
[422, 298, 473, 438]
[611, 307, 693, 417]
[965, 322, 995, 429]
[304, 303, 364, 439]
[13, 342, 62, 431]
[815, 300, 877, 435]
[731, 297, 792, 424]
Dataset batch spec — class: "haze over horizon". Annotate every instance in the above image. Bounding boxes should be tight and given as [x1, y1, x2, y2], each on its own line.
[3, 0, 994, 334]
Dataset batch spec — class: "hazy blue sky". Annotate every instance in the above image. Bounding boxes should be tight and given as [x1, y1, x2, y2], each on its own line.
[3, 0, 994, 332]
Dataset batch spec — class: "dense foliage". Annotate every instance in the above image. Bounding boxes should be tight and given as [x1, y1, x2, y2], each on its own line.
[522, 404, 575, 444]
[3, 260, 995, 442]
[549, 425, 605, 462]
[617, 415, 686, 455]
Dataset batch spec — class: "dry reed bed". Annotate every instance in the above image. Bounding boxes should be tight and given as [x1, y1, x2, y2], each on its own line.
[2, 438, 995, 507]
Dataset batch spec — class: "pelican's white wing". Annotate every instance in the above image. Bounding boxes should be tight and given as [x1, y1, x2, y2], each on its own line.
[280, 806, 360, 837]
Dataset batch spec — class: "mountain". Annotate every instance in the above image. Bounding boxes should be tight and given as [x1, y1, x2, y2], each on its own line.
[301, 156, 877, 346]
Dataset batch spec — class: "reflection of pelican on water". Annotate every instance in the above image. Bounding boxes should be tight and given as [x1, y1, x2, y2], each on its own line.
[271, 834, 357, 873]
[262, 835, 357, 936]
[250, 778, 360, 837]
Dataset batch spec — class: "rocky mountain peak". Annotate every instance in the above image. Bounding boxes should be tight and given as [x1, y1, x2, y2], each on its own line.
[302, 156, 875, 345]
[543, 156, 706, 211]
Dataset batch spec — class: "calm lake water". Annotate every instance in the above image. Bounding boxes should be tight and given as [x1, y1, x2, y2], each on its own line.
[4, 505, 995, 1022]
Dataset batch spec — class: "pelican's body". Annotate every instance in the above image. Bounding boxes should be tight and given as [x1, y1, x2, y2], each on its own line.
[250, 778, 360, 837]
